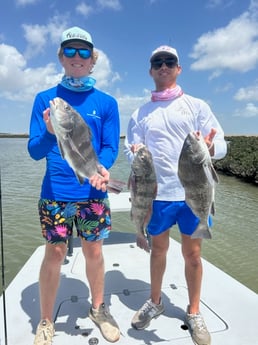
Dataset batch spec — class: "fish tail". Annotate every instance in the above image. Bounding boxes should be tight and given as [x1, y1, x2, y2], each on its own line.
[191, 223, 212, 239]
[107, 178, 126, 194]
[136, 228, 151, 253]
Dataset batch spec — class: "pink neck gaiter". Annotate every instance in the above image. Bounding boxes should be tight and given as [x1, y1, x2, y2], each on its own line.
[151, 85, 183, 102]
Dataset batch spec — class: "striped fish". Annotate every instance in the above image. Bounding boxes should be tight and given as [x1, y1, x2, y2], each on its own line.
[128, 145, 157, 252]
[49, 97, 125, 193]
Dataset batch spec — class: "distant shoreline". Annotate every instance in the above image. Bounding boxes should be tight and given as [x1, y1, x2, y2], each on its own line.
[1, 133, 257, 139]
[1, 133, 257, 185]
[0, 133, 126, 139]
[0, 133, 29, 138]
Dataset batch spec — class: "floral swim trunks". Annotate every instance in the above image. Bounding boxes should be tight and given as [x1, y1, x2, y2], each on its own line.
[38, 198, 111, 244]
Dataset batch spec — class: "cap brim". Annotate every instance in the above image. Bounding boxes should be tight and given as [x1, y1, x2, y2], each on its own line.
[150, 52, 178, 62]
[61, 39, 93, 48]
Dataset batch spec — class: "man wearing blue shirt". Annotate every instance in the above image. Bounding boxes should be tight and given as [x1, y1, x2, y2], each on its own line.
[28, 26, 120, 344]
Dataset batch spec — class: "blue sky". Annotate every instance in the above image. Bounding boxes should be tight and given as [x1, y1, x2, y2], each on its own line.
[1, 0, 258, 135]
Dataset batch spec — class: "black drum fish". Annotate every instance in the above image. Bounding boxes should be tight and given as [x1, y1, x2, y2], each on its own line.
[49, 97, 125, 194]
[178, 131, 219, 239]
[128, 145, 157, 252]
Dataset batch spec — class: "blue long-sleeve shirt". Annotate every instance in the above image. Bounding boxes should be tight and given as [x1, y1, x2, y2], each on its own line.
[28, 84, 120, 201]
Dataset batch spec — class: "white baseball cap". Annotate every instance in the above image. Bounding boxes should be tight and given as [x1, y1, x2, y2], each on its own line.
[150, 45, 179, 63]
[61, 26, 94, 48]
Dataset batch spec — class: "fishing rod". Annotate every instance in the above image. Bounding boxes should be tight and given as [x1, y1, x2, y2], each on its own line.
[0, 168, 8, 345]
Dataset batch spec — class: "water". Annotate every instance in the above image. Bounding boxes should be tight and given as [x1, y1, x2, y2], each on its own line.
[0, 138, 258, 294]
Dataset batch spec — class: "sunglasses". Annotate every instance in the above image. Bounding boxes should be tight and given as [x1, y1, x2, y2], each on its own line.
[151, 58, 178, 70]
[63, 47, 91, 59]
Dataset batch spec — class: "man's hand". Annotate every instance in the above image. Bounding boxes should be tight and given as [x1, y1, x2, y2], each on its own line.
[204, 128, 217, 156]
[130, 143, 145, 153]
[90, 165, 110, 192]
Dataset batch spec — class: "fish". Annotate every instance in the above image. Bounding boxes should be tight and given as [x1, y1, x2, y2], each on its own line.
[128, 145, 157, 252]
[178, 131, 219, 239]
[49, 97, 125, 194]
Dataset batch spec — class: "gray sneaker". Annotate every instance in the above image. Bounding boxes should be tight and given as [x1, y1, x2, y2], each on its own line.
[185, 307, 211, 345]
[131, 298, 164, 329]
[89, 303, 120, 343]
[33, 319, 55, 345]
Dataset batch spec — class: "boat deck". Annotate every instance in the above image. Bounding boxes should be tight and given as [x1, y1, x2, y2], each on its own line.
[1, 193, 258, 344]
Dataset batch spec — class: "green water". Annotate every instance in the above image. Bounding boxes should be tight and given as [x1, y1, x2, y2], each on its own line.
[0, 138, 258, 294]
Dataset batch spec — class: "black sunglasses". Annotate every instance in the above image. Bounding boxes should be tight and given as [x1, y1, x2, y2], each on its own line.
[63, 47, 91, 59]
[151, 58, 178, 70]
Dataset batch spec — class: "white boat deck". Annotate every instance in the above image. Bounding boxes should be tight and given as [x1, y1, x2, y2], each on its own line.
[1, 192, 258, 345]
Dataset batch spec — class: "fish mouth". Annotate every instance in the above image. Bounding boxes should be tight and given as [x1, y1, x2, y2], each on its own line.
[49, 99, 56, 110]
[192, 131, 201, 140]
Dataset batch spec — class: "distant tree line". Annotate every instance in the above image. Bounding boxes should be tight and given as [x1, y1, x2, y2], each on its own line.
[0, 133, 28, 138]
[213, 136, 258, 185]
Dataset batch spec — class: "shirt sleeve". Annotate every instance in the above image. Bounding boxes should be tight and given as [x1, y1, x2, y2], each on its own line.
[97, 97, 120, 169]
[27, 94, 57, 161]
[124, 108, 145, 163]
[197, 100, 227, 160]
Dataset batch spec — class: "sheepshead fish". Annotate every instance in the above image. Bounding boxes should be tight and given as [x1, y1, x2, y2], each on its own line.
[178, 131, 219, 239]
[49, 97, 125, 193]
[128, 145, 157, 252]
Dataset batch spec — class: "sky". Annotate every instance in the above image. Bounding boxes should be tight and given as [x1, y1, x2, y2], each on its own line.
[1, 0, 258, 136]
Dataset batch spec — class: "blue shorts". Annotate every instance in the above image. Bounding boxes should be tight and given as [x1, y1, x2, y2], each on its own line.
[147, 200, 212, 236]
[38, 199, 111, 244]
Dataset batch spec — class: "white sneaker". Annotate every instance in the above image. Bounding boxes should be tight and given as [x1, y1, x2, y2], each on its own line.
[131, 298, 164, 329]
[33, 319, 55, 345]
[89, 303, 120, 342]
[185, 306, 211, 345]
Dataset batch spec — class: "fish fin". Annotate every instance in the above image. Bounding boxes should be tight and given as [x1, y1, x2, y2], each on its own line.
[211, 165, 219, 183]
[203, 163, 219, 185]
[128, 172, 137, 197]
[210, 201, 215, 216]
[75, 173, 85, 185]
[143, 201, 154, 229]
[67, 135, 89, 163]
[191, 223, 212, 239]
[136, 231, 151, 253]
[154, 183, 158, 198]
[107, 179, 126, 194]
[203, 164, 215, 185]
[57, 140, 66, 159]
[127, 172, 133, 190]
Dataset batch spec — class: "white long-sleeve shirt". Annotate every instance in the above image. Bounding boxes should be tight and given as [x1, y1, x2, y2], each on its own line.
[124, 93, 227, 201]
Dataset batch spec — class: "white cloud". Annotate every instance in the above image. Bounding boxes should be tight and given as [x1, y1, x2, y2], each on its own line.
[76, 2, 93, 17]
[215, 82, 233, 93]
[234, 83, 258, 101]
[22, 24, 49, 57]
[92, 49, 121, 88]
[22, 17, 69, 58]
[190, 2, 258, 75]
[97, 0, 122, 10]
[0, 43, 61, 102]
[16, 0, 40, 5]
[206, 0, 234, 9]
[0, 43, 121, 103]
[115, 89, 150, 135]
[233, 102, 258, 117]
[76, 0, 121, 17]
